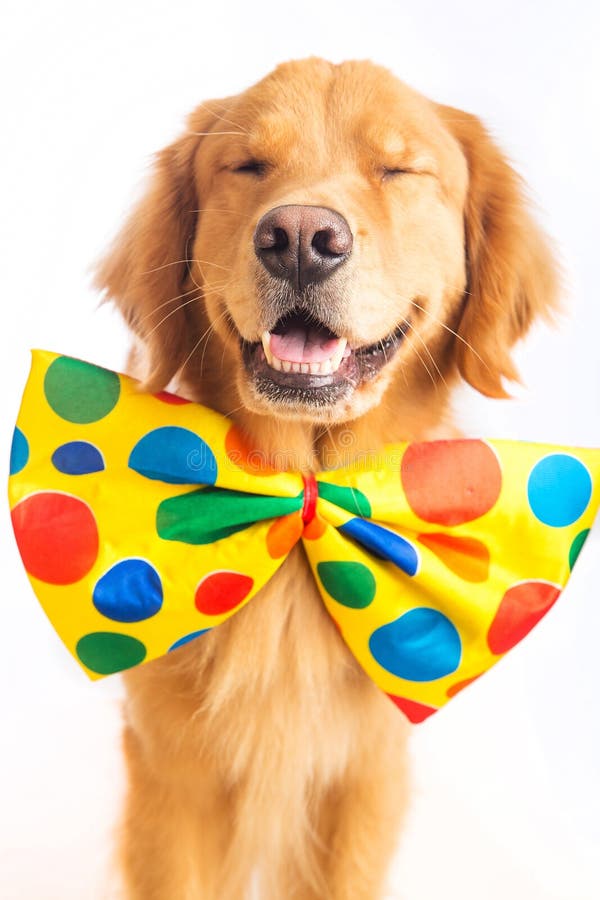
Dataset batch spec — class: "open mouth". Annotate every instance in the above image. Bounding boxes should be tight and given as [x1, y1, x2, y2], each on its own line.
[241, 309, 409, 406]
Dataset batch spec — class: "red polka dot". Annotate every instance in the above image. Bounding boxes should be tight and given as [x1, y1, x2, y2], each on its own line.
[195, 570, 254, 615]
[401, 440, 502, 526]
[153, 390, 190, 405]
[487, 581, 561, 655]
[266, 513, 303, 558]
[386, 694, 438, 723]
[11, 492, 99, 584]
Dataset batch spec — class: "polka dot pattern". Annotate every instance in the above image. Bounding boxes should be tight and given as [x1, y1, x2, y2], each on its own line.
[386, 694, 438, 723]
[370, 608, 462, 681]
[154, 390, 191, 405]
[195, 571, 254, 615]
[93, 559, 163, 622]
[11, 492, 99, 584]
[8, 352, 600, 721]
[76, 632, 146, 674]
[156, 486, 299, 545]
[528, 454, 592, 527]
[169, 629, 209, 652]
[487, 581, 561, 655]
[569, 529, 590, 571]
[317, 561, 376, 609]
[10, 427, 29, 475]
[317, 482, 371, 517]
[52, 441, 104, 475]
[401, 440, 501, 525]
[44, 356, 120, 423]
[340, 518, 418, 576]
[157, 489, 253, 545]
[129, 427, 218, 485]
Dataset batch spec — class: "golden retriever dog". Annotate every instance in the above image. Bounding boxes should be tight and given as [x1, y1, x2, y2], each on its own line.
[96, 58, 558, 899]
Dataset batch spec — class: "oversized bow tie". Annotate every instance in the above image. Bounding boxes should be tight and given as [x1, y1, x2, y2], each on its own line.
[8, 351, 600, 723]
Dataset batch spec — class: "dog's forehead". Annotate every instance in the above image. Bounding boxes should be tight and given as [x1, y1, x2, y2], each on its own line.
[233, 59, 445, 156]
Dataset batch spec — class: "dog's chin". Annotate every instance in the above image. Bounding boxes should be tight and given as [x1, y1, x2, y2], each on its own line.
[235, 310, 410, 424]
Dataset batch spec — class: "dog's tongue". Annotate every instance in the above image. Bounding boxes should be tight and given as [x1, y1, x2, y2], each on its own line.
[270, 324, 344, 363]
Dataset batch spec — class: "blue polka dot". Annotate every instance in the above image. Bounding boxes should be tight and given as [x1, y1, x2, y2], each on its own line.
[128, 427, 218, 485]
[169, 630, 210, 652]
[52, 441, 105, 475]
[339, 518, 419, 576]
[369, 608, 462, 682]
[528, 454, 592, 527]
[10, 427, 29, 475]
[93, 559, 163, 623]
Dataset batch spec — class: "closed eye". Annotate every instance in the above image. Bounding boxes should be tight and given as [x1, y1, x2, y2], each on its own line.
[381, 167, 412, 180]
[382, 158, 438, 180]
[232, 160, 267, 176]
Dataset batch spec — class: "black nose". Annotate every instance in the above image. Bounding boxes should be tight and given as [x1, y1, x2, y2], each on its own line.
[253, 205, 353, 290]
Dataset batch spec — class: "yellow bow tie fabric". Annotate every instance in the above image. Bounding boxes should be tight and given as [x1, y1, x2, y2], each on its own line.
[8, 351, 600, 723]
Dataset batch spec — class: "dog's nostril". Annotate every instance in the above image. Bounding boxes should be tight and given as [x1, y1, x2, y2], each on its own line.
[312, 228, 350, 257]
[272, 227, 289, 252]
[312, 230, 332, 256]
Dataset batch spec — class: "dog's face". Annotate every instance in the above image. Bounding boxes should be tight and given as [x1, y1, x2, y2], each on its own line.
[98, 59, 557, 427]
[190, 60, 468, 422]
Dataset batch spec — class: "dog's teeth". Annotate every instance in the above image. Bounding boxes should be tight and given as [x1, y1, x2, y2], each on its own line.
[261, 331, 273, 365]
[262, 335, 349, 375]
[329, 338, 348, 373]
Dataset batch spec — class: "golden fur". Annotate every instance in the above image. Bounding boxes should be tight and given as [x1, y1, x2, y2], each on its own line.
[96, 58, 558, 899]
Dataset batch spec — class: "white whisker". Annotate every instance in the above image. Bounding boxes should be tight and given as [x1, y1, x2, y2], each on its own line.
[187, 130, 245, 137]
[144, 293, 202, 338]
[410, 299, 489, 372]
[403, 332, 437, 389]
[406, 321, 448, 388]
[182, 307, 232, 376]
[141, 257, 232, 275]
[185, 234, 204, 294]
[137, 286, 201, 323]
[194, 103, 249, 134]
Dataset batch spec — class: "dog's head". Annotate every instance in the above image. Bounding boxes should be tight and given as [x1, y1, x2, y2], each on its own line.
[97, 59, 558, 425]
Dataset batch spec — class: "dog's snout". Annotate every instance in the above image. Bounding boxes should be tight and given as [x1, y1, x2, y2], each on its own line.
[254, 205, 353, 290]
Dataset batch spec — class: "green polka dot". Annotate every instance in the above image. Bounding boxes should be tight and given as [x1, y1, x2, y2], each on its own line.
[156, 487, 301, 544]
[316, 561, 376, 608]
[44, 356, 120, 423]
[76, 632, 146, 674]
[569, 529, 590, 571]
[317, 482, 371, 518]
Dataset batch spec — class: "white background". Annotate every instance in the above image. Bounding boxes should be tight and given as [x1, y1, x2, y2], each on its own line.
[1, 1, 599, 898]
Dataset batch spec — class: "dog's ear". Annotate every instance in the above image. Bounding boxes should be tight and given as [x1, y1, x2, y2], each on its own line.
[438, 105, 560, 397]
[95, 106, 222, 390]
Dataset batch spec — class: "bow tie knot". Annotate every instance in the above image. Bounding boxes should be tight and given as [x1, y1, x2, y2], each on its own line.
[301, 472, 319, 525]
